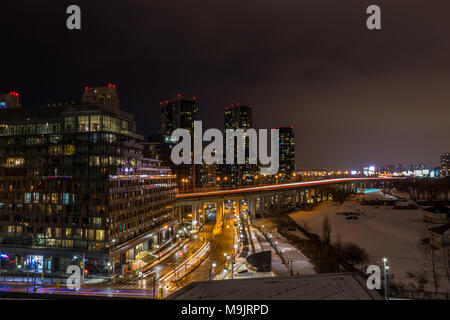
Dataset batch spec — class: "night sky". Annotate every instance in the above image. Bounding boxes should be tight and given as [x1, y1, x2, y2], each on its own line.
[1, 0, 449, 169]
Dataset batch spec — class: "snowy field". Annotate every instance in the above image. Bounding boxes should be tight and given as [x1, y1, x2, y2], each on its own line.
[289, 190, 450, 292]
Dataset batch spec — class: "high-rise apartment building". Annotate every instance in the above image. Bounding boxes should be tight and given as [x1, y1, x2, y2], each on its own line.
[277, 126, 295, 180]
[81, 84, 120, 112]
[0, 86, 177, 275]
[221, 104, 257, 187]
[160, 94, 200, 191]
[160, 94, 198, 136]
[141, 133, 173, 165]
[0, 91, 21, 108]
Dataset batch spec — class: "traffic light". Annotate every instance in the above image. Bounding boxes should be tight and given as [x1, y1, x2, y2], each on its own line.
[84, 269, 88, 274]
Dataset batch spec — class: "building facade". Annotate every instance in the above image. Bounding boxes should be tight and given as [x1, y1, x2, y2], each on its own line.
[0, 87, 177, 275]
[160, 94, 200, 191]
[221, 104, 258, 187]
[160, 94, 198, 137]
[141, 133, 174, 165]
[81, 84, 120, 112]
[441, 152, 449, 177]
[0, 91, 21, 109]
[277, 126, 295, 181]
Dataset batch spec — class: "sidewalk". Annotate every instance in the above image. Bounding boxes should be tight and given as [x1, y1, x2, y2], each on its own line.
[249, 227, 263, 253]
[115, 237, 190, 282]
[264, 231, 316, 276]
[253, 229, 290, 277]
[0, 274, 105, 285]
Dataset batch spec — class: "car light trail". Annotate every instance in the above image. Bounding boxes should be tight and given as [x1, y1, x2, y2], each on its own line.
[176, 177, 401, 199]
[159, 241, 210, 282]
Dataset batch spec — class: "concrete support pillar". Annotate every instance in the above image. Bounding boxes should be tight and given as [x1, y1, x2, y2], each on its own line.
[263, 196, 267, 212]
[201, 203, 206, 225]
[128, 248, 135, 261]
[312, 189, 317, 203]
[259, 196, 265, 214]
[249, 196, 257, 219]
[176, 205, 181, 224]
[143, 240, 149, 251]
[236, 200, 241, 217]
[192, 203, 198, 231]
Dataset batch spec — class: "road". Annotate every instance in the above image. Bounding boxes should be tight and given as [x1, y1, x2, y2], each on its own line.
[176, 206, 237, 286]
[0, 205, 238, 298]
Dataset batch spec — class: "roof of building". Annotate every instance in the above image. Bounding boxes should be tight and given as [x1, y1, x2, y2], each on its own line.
[428, 224, 450, 235]
[167, 273, 382, 300]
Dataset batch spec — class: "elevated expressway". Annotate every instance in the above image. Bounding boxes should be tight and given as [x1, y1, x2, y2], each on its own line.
[175, 177, 400, 233]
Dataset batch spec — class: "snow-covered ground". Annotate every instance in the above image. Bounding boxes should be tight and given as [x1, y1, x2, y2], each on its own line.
[289, 190, 450, 292]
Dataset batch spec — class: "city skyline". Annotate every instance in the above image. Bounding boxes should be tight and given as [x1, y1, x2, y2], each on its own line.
[1, 1, 449, 169]
[0, 0, 449, 304]
[0, 86, 443, 171]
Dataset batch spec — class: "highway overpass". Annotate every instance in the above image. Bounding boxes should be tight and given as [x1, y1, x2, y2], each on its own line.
[175, 177, 400, 234]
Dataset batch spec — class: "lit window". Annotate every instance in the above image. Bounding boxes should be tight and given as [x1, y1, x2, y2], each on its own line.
[96, 229, 105, 241]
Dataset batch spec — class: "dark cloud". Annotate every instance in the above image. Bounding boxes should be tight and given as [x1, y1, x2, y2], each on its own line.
[1, 0, 449, 169]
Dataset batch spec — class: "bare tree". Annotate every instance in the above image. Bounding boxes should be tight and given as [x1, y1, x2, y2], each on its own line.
[322, 213, 331, 245]
[443, 248, 450, 287]
[424, 246, 440, 293]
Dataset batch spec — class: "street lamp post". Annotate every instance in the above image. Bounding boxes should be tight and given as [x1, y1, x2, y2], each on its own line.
[231, 254, 235, 280]
[156, 245, 161, 260]
[107, 262, 111, 281]
[383, 257, 389, 300]
[209, 263, 216, 280]
[0, 254, 4, 278]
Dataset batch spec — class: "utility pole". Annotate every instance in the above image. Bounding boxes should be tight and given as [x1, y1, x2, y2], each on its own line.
[26, 258, 30, 284]
[82, 252, 85, 286]
[210, 263, 216, 281]
[33, 261, 37, 292]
